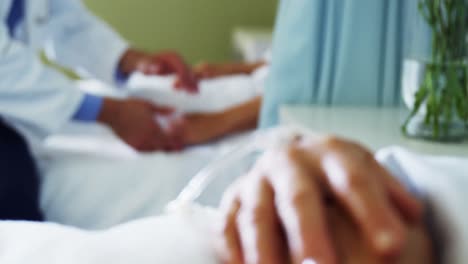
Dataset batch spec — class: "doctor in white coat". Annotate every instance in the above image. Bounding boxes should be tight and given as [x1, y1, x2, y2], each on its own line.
[0, 0, 197, 221]
[0, 0, 200, 149]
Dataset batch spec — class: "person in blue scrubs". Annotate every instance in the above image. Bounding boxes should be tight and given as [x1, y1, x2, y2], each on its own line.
[260, 0, 416, 127]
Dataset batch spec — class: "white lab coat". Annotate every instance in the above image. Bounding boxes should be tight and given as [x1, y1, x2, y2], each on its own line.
[0, 0, 128, 136]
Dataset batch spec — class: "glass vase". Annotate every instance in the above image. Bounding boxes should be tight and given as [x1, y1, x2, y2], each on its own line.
[401, 0, 468, 142]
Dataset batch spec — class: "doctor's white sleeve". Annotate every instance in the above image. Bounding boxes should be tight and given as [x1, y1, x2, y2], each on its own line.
[45, 0, 129, 84]
[0, 23, 84, 136]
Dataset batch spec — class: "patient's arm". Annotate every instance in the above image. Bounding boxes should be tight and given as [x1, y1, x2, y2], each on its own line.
[194, 61, 266, 79]
[176, 97, 261, 146]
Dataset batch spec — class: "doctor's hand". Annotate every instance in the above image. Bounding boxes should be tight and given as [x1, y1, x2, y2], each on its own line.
[219, 135, 425, 264]
[97, 98, 182, 152]
[118, 49, 199, 93]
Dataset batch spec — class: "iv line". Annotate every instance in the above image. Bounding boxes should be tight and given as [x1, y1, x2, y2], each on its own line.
[166, 126, 305, 213]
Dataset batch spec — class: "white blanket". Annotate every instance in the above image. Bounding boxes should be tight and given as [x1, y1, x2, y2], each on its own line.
[1, 147, 467, 264]
[31, 71, 269, 229]
[37, 122, 253, 229]
[0, 206, 220, 264]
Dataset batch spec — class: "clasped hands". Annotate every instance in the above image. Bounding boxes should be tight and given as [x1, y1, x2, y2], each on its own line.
[97, 49, 230, 151]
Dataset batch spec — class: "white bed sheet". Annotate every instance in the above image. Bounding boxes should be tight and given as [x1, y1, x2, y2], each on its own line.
[2, 147, 466, 264]
[36, 122, 254, 230]
[0, 205, 221, 264]
[29, 71, 269, 230]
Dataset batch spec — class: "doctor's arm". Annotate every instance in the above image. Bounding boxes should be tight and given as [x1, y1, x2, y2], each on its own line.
[0, 23, 180, 151]
[46, 0, 197, 91]
[0, 24, 84, 134]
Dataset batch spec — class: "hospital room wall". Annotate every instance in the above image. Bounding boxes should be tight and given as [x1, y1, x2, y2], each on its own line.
[83, 0, 278, 64]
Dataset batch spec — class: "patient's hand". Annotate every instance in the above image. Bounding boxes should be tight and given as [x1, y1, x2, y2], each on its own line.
[218, 135, 427, 264]
[194, 62, 265, 79]
[170, 113, 229, 146]
[172, 98, 260, 147]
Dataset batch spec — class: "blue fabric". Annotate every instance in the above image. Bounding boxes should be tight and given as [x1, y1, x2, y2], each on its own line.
[1, 1, 43, 221]
[260, 0, 414, 127]
[6, 0, 24, 37]
[114, 66, 129, 86]
[0, 120, 43, 221]
[73, 94, 104, 122]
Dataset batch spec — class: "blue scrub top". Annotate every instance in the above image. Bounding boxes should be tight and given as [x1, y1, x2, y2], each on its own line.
[260, 0, 425, 128]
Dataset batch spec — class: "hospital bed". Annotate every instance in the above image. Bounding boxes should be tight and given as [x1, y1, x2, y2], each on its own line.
[38, 122, 254, 229]
[2, 143, 467, 264]
[32, 72, 265, 229]
[4, 70, 468, 261]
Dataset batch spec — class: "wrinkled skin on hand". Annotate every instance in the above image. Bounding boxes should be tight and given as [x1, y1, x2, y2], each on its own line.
[218, 135, 431, 264]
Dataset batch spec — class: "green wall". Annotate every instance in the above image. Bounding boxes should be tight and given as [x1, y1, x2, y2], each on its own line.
[83, 0, 278, 64]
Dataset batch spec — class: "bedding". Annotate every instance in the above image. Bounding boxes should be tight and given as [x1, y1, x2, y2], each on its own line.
[36, 122, 253, 229]
[30, 71, 267, 229]
[0, 205, 220, 264]
[1, 147, 466, 264]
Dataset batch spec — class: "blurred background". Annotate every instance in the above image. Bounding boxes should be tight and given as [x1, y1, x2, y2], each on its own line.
[83, 0, 278, 64]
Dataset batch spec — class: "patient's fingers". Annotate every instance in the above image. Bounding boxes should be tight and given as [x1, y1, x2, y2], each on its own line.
[219, 179, 245, 264]
[382, 171, 423, 224]
[237, 177, 288, 264]
[220, 199, 244, 264]
[263, 149, 337, 264]
[320, 151, 407, 258]
[224, 135, 422, 264]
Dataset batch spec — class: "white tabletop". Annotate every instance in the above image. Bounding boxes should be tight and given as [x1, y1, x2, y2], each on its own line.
[280, 106, 468, 157]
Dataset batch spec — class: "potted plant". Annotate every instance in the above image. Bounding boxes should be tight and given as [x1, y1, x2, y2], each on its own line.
[402, 0, 468, 141]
